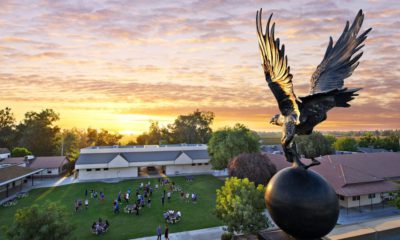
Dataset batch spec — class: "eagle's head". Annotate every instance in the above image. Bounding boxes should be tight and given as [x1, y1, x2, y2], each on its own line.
[270, 114, 284, 126]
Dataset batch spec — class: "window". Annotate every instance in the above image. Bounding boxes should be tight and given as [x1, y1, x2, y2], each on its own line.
[368, 194, 376, 199]
[86, 169, 92, 172]
[191, 163, 195, 166]
[205, 163, 209, 165]
[103, 168, 109, 171]
[47, 170, 52, 174]
[95, 168, 101, 171]
[338, 195, 345, 201]
[352, 196, 360, 201]
[197, 163, 203, 166]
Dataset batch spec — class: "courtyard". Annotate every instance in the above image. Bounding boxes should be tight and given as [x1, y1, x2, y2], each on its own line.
[0, 174, 223, 239]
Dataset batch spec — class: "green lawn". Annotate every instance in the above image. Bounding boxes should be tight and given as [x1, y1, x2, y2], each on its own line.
[0, 175, 223, 240]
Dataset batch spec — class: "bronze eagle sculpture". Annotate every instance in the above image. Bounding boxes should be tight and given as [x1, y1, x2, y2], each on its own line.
[256, 9, 371, 169]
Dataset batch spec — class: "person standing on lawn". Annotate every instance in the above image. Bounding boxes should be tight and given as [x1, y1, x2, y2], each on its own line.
[167, 191, 171, 202]
[156, 225, 162, 240]
[164, 224, 169, 240]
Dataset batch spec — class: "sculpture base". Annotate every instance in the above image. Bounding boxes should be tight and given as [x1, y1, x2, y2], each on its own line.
[258, 229, 322, 240]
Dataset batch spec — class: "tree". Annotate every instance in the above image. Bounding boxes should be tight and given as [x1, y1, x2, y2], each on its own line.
[5, 203, 73, 240]
[295, 132, 335, 158]
[358, 132, 399, 152]
[136, 121, 170, 145]
[86, 128, 122, 146]
[53, 128, 91, 174]
[228, 153, 277, 186]
[334, 137, 358, 152]
[393, 194, 400, 209]
[358, 132, 375, 147]
[16, 109, 60, 156]
[11, 147, 32, 157]
[168, 109, 214, 144]
[0, 107, 17, 150]
[215, 177, 269, 235]
[208, 123, 260, 170]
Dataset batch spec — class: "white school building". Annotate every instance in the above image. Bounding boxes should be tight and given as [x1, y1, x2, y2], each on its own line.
[75, 144, 213, 181]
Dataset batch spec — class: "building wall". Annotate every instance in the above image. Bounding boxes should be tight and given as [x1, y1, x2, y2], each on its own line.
[165, 163, 212, 175]
[0, 153, 10, 159]
[78, 166, 138, 180]
[340, 193, 382, 208]
[40, 168, 60, 176]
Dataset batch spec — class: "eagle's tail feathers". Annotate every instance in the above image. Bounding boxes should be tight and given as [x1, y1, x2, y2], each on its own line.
[334, 88, 361, 108]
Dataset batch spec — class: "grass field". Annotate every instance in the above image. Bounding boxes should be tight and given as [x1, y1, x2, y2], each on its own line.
[0, 175, 223, 240]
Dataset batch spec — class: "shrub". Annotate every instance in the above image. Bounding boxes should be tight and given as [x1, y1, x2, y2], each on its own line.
[228, 153, 277, 186]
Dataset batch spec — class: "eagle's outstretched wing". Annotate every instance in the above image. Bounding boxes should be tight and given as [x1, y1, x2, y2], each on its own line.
[309, 10, 372, 94]
[256, 9, 299, 118]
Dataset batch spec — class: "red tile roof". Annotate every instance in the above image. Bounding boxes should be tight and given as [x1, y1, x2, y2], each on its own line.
[264, 152, 400, 197]
[323, 152, 400, 180]
[29, 156, 69, 169]
[337, 181, 397, 196]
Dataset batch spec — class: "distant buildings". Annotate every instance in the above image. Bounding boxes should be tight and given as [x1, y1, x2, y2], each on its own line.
[262, 144, 392, 155]
[357, 147, 388, 153]
[29, 156, 70, 176]
[261, 145, 283, 155]
[0, 155, 70, 201]
[0, 148, 10, 160]
[266, 152, 400, 209]
[0, 155, 69, 176]
[75, 144, 212, 181]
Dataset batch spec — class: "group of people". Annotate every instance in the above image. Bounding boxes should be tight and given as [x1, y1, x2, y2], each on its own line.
[76, 189, 106, 212]
[80, 177, 197, 238]
[118, 181, 156, 215]
[156, 224, 169, 240]
[163, 210, 182, 224]
[91, 218, 109, 235]
[86, 189, 105, 201]
[74, 199, 90, 212]
[124, 203, 141, 215]
[185, 175, 194, 182]
[179, 191, 198, 203]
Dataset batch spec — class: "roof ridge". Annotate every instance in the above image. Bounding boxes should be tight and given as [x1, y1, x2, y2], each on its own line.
[339, 164, 347, 186]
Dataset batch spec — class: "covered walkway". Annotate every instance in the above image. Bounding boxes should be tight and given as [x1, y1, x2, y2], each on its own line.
[0, 166, 43, 203]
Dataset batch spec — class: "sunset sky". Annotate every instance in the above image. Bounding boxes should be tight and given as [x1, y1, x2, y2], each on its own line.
[1, 0, 399, 135]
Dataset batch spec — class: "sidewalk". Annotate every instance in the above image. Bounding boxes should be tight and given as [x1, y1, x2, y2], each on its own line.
[29, 175, 78, 189]
[131, 226, 225, 240]
[338, 204, 400, 225]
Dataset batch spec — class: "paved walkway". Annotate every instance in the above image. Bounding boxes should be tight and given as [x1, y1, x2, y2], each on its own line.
[338, 204, 400, 225]
[131, 226, 225, 240]
[29, 175, 78, 189]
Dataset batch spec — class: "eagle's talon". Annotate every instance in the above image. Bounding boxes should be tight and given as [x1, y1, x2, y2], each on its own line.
[304, 158, 321, 170]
